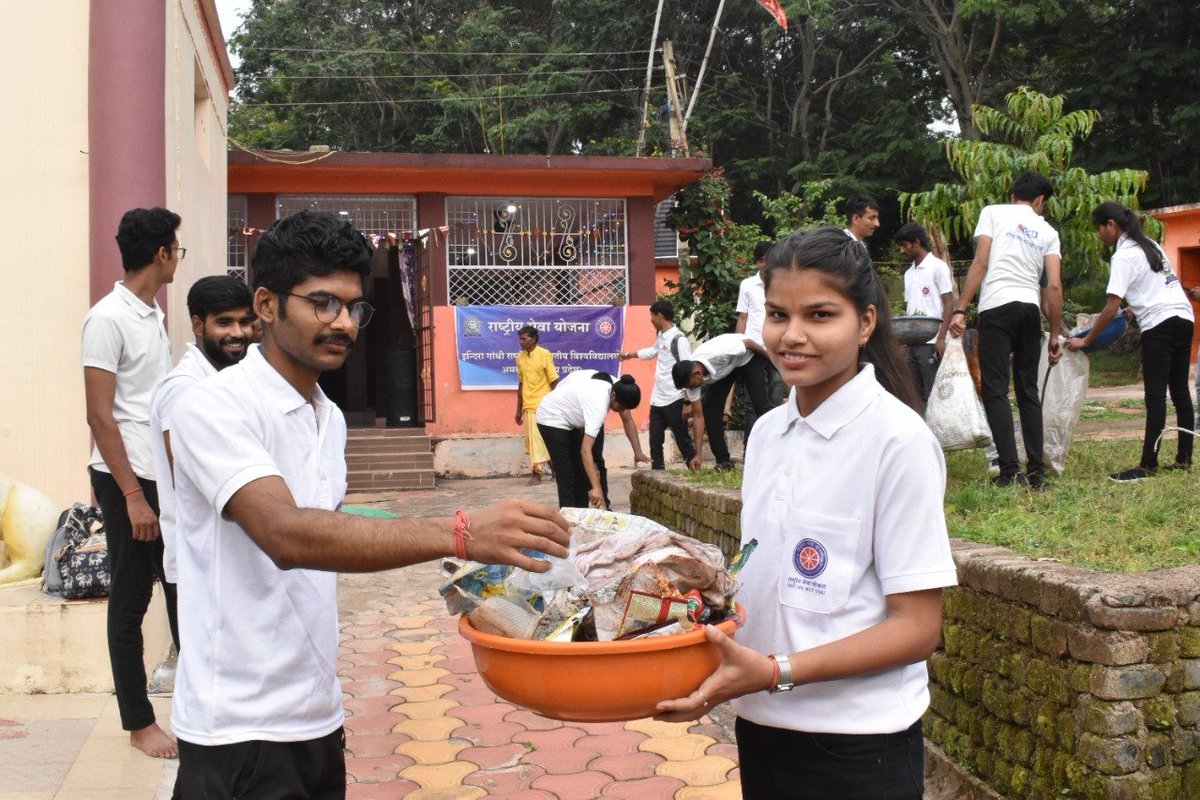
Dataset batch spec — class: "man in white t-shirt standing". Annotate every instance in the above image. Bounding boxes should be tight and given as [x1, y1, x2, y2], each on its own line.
[949, 172, 1064, 489]
[843, 195, 881, 244]
[82, 207, 182, 760]
[149, 275, 255, 588]
[894, 223, 954, 402]
[167, 211, 570, 798]
[619, 299, 698, 470]
[735, 240, 782, 437]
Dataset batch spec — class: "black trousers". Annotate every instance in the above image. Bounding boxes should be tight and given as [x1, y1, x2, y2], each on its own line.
[1138, 315, 1195, 468]
[89, 467, 179, 732]
[174, 727, 346, 800]
[978, 302, 1045, 478]
[737, 353, 777, 441]
[702, 360, 773, 465]
[736, 717, 924, 800]
[906, 343, 939, 404]
[537, 424, 608, 509]
[648, 399, 695, 469]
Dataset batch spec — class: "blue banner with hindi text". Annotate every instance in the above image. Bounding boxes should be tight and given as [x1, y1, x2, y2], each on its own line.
[455, 305, 625, 389]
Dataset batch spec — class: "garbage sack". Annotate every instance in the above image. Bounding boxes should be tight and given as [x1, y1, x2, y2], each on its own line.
[926, 336, 992, 451]
[1039, 335, 1090, 474]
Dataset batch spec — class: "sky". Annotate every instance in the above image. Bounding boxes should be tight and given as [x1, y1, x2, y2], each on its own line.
[213, 0, 251, 64]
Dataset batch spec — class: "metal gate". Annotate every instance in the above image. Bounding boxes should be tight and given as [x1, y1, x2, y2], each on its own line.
[414, 241, 436, 423]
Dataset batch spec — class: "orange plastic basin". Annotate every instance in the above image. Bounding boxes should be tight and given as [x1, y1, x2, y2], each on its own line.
[458, 604, 744, 722]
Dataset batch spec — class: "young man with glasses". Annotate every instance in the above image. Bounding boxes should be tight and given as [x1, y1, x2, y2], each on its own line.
[81, 206, 183, 759]
[166, 211, 571, 798]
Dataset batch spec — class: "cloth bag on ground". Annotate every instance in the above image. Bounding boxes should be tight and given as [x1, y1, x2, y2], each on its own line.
[925, 336, 992, 451]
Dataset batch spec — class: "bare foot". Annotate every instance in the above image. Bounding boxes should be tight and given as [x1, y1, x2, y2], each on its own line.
[526, 473, 542, 486]
[130, 722, 178, 759]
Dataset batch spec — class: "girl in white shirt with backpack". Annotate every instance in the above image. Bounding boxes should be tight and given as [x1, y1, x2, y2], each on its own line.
[1066, 201, 1195, 481]
[656, 226, 957, 799]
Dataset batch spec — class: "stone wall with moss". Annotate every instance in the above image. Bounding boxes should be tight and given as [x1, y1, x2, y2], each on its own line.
[631, 470, 1200, 800]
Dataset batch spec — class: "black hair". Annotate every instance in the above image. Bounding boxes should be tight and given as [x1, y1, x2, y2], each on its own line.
[892, 222, 931, 251]
[251, 211, 372, 298]
[843, 195, 880, 225]
[518, 324, 539, 341]
[649, 299, 675, 321]
[672, 359, 697, 390]
[1011, 172, 1054, 203]
[610, 373, 641, 410]
[764, 226, 921, 412]
[1092, 201, 1165, 273]
[753, 240, 775, 263]
[115, 207, 182, 272]
[187, 275, 254, 320]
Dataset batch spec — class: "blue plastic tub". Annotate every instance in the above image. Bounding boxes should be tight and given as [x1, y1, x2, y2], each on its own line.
[1077, 315, 1128, 353]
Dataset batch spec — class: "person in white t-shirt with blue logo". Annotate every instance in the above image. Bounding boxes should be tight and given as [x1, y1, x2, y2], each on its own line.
[655, 227, 957, 798]
[167, 211, 570, 798]
[894, 222, 954, 402]
[949, 172, 1064, 489]
[1066, 201, 1195, 481]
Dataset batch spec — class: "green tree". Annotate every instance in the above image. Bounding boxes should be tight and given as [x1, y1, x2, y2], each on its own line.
[901, 87, 1155, 284]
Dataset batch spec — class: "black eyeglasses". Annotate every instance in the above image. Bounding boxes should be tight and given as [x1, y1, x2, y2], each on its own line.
[175, 246, 187, 260]
[283, 292, 374, 327]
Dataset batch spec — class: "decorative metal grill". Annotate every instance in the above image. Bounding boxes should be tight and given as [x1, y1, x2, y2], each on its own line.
[276, 195, 417, 238]
[227, 195, 248, 283]
[446, 197, 627, 306]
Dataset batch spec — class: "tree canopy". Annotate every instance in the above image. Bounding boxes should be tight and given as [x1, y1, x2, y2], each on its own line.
[228, 0, 1200, 225]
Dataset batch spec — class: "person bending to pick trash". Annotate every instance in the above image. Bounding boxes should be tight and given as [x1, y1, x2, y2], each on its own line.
[535, 370, 649, 509]
[1065, 201, 1195, 481]
[655, 227, 957, 799]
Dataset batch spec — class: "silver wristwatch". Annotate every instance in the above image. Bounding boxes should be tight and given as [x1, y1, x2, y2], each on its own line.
[768, 653, 794, 693]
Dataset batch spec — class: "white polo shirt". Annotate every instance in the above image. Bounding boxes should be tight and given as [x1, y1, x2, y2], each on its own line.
[535, 369, 613, 437]
[169, 344, 347, 745]
[904, 254, 955, 343]
[732, 365, 958, 734]
[149, 344, 217, 583]
[692, 333, 753, 390]
[81, 282, 172, 479]
[636, 327, 691, 407]
[736, 274, 767, 345]
[974, 204, 1061, 312]
[1106, 235, 1193, 333]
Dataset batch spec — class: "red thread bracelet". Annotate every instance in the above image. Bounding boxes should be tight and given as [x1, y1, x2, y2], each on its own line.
[769, 655, 780, 691]
[453, 509, 473, 560]
[123, 486, 143, 498]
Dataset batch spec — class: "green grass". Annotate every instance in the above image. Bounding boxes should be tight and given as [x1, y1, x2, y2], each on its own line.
[679, 439, 1200, 572]
[1087, 350, 1141, 387]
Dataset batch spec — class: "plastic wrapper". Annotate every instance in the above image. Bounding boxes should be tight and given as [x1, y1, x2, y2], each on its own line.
[440, 509, 747, 642]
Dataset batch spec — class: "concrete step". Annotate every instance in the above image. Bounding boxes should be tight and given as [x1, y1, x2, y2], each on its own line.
[346, 453, 434, 470]
[344, 428, 436, 492]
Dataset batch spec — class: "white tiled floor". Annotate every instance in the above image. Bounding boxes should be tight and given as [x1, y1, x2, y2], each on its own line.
[0, 694, 175, 799]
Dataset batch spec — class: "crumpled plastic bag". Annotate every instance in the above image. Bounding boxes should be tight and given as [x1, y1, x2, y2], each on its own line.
[1038, 334, 1090, 474]
[440, 509, 738, 642]
[926, 336, 992, 451]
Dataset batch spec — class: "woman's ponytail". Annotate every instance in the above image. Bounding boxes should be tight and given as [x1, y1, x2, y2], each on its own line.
[1092, 202, 1164, 272]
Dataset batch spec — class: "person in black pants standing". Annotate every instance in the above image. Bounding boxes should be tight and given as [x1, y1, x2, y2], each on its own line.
[1066, 201, 1195, 480]
[619, 300, 698, 470]
[949, 172, 1064, 489]
[81, 207, 182, 759]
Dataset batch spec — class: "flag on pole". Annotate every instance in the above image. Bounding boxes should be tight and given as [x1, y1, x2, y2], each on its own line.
[756, 0, 787, 29]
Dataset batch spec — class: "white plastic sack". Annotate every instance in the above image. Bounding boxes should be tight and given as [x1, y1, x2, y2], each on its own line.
[925, 336, 992, 451]
[1038, 336, 1090, 474]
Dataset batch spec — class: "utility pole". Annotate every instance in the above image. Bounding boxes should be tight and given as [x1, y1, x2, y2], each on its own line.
[661, 40, 689, 157]
[635, 0, 666, 157]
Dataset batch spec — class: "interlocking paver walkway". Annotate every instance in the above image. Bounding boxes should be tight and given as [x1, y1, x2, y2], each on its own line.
[337, 533, 740, 798]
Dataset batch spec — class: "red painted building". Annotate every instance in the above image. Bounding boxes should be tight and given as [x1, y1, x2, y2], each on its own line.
[228, 151, 709, 441]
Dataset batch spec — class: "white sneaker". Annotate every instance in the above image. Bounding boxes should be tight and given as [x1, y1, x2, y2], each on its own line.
[988, 459, 1001, 477]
